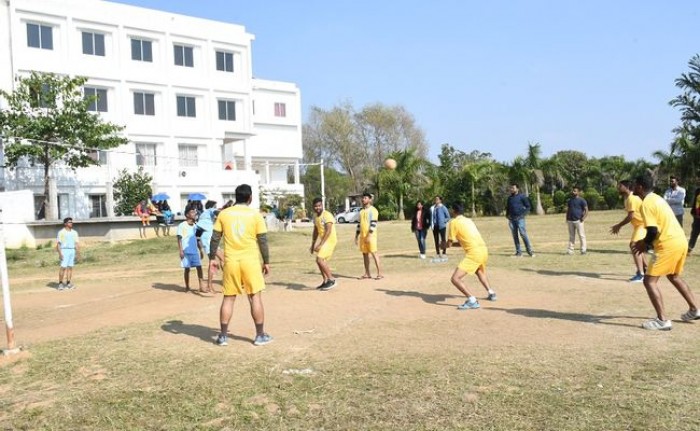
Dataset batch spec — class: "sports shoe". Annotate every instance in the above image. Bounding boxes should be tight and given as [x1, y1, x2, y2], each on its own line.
[440, 255, 448, 262]
[641, 318, 672, 331]
[316, 281, 328, 290]
[419, 254, 426, 259]
[65, 282, 75, 290]
[320, 279, 337, 291]
[566, 250, 574, 255]
[57, 282, 65, 291]
[487, 292, 497, 301]
[215, 334, 228, 346]
[628, 274, 644, 283]
[457, 300, 480, 310]
[512, 253, 522, 258]
[681, 309, 700, 322]
[581, 251, 587, 255]
[253, 333, 273, 346]
[528, 252, 536, 258]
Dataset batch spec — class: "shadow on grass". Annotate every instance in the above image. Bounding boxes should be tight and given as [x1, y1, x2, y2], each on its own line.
[268, 281, 309, 291]
[152, 283, 186, 292]
[161, 320, 253, 344]
[487, 307, 641, 328]
[585, 248, 630, 255]
[519, 268, 622, 280]
[377, 288, 460, 307]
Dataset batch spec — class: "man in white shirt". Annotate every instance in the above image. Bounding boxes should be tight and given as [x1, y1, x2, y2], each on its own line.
[664, 176, 686, 227]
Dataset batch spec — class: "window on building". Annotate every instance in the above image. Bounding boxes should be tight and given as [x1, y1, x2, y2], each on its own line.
[27, 23, 53, 50]
[135, 143, 157, 166]
[215, 51, 234, 72]
[89, 194, 107, 218]
[133, 92, 155, 115]
[217, 100, 236, 121]
[84, 87, 108, 112]
[88, 149, 108, 164]
[178, 144, 198, 167]
[33, 195, 46, 220]
[221, 193, 235, 204]
[82, 31, 105, 56]
[174, 44, 194, 67]
[176, 96, 196, 117]
[30, 83, 53, 108]
[274, 102, 287, 117]
[131, 38, 153, 62]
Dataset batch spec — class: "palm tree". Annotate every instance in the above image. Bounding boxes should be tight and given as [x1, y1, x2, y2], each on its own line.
[461, 159, 495, 217]
[525, 142, 545, 215]
[381, 148, 428, 220]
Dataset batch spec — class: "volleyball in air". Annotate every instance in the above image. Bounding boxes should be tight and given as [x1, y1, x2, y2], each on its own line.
[384, 158, 397, 170]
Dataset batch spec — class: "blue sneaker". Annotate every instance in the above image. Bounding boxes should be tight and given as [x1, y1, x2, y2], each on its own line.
[215, 334, 228, 346]
[253, 333, 273, 346]
[457, 300, 480, 310]
[487, 292, 497, 301]
[629, 274, 644, 283]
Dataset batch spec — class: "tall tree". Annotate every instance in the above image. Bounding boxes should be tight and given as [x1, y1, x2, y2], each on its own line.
[668, 54, 700, 186]
[0, 72, 127, 219]
[525, 142, 545, 215]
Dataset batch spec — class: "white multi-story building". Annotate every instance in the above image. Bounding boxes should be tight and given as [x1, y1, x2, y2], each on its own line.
[0, 0, 303, 219]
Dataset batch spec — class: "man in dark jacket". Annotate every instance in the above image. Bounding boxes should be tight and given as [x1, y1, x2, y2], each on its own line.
[505, 184, 535, 257]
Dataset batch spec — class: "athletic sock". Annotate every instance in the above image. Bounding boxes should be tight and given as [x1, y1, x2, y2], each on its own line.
[488, 289, 495, 295]
[255, 323, 264, 336]
[467, 296, 477, 303]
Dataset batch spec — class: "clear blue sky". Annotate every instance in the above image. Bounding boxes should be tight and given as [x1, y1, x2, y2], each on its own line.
[113, 0, 699, 164]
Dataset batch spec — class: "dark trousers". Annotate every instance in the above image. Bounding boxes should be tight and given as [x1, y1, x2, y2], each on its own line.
[689, 218, 700, 251]
[433, 227, 447, 255]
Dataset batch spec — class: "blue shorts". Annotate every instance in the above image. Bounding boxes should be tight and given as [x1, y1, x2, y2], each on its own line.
[181, 252, 202, 268]
[60, 249, 76, 268]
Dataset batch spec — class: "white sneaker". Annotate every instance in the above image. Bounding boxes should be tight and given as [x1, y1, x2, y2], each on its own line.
[681, 309, 700, 322]
[641, 318, 672, 331]
[419, 254, 426, 259]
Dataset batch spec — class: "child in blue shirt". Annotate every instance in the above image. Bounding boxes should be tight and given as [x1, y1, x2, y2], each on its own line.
[177, 208, 205, 292]
[56, 217, 80, 290]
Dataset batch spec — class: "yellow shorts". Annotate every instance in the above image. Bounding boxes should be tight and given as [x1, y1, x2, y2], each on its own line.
[630, 225, 646, 243]
[317, 240, 336, 260]
[359, 235, 377, 254]
[222, 258, 265, 296]
[647, 241, 687, 277]
[458, 248, 488, 275]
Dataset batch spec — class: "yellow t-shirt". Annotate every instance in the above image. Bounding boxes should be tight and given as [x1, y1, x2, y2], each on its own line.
[314, 210, 337, 243]
[213, 205, 267, 260]
[624, 194, 644, 228]
[640, 192, 685, 249]
[447, 215, 486, 253]
[359, 206, 379, 237]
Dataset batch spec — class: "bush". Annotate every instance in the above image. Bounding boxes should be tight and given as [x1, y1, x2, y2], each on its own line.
[539, 194, 554, 213]
[583, 189, 602, 210]
[553, 190, 567, 212]
[603, 186, 621, 210]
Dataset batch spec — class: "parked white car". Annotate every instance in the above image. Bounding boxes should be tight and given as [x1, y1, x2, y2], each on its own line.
[335, 207, 361, 223]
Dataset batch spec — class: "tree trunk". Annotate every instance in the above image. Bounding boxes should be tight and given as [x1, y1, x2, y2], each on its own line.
[535, 186, 545, 215]
[398, 192, 405, 220]
[471, 183, 477, 217]
[42, 157, 56, 220]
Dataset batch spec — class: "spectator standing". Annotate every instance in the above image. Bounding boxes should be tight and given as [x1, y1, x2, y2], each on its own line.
[56, 217, 80, 290]
[411, 200, 431, 259]
[431, 196, 450, 262]
[505, 183, 535, 257]
[664, 176, 686, 226]
[566, 186, 588, 255]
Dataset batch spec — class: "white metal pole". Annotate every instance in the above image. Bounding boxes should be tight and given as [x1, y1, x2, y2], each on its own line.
[0, 206, 18, 354]
[320, 159, 325, 209]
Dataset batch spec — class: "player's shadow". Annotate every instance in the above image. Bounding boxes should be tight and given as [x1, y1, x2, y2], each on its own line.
[152, 283, 185, 292]
[519, 268, 621, 280]
[585, 248, 629, 255]
[268, 281, 309, 291]
[161, 320, 253, 344]
[488, 307, 640, 328]
[383, 253, 419, 259]
[377, 288, 460, 307]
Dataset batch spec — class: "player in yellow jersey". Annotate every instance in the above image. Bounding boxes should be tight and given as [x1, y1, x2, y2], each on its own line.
[631, 175, 699, 330]
[355, 192, 383, 279]
[444, 203, 497, 310]
[208, 184, 273, 346]
[610, 180, 647, 282]
[310, 197, 337, 290]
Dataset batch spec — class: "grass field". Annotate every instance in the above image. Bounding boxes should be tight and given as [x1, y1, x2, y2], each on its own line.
[1, 210, 699, 430]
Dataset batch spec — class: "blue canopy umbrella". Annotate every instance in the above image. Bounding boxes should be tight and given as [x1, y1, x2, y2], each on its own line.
[151, 192, 170, 201]
[188, 192, 206, 201]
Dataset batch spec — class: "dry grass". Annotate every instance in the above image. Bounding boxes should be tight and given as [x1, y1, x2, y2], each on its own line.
[1, 211, 699, 430]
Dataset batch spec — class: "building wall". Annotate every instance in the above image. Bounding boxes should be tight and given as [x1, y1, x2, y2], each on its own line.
[0, 0, 304, 218]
